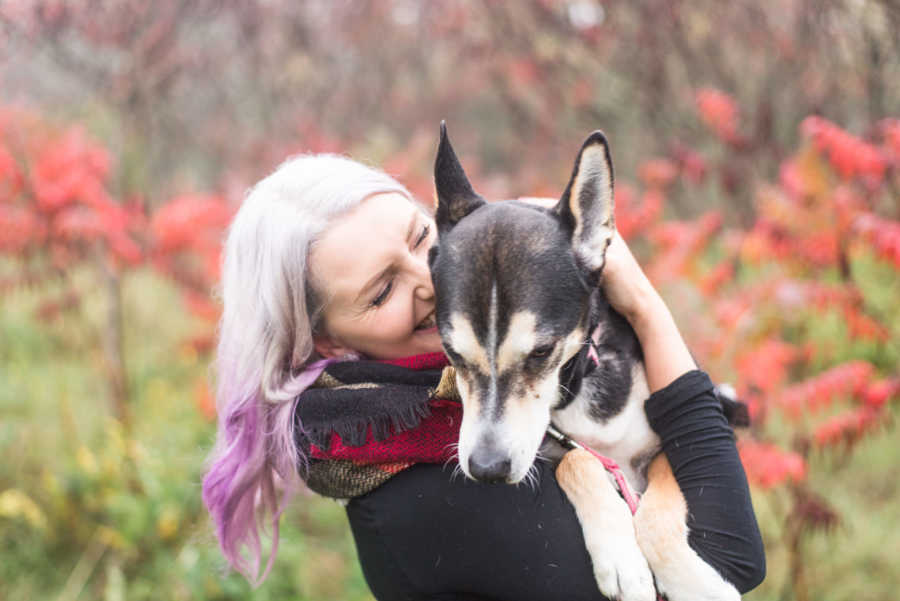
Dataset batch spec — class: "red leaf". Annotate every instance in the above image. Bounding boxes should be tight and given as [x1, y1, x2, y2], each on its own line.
[739, 440, 806, 490]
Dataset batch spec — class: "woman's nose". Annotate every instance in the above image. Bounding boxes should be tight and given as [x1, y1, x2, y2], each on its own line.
[411, 253, 434, 301]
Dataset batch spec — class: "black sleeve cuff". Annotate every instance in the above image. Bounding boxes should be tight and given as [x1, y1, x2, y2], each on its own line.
[643, 369, 766, 593]
[645, 369, 717, 432]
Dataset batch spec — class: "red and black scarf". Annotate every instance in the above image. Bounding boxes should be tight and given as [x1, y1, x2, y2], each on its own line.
[295, 353, 464, 499]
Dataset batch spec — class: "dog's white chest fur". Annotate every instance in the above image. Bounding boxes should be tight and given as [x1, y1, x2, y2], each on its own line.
[551, 362, 659, 491]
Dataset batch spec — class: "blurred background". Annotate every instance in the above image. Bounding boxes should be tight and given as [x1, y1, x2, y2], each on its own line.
[1, 1, 898, 600]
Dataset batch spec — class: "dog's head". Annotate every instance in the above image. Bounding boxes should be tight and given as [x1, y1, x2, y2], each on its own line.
[429, 123, 616, 483]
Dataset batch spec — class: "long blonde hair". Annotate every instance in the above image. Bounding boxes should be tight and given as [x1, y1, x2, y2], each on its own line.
[202, 154, 412, 584]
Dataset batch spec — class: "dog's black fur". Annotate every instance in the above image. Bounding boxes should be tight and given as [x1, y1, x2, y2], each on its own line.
[430, 124, 745, 483]
[428, 123, 747, 601]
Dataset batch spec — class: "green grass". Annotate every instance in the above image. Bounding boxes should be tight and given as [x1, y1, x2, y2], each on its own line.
[0, 266, 373, 601]
[745, 416, 900, 601]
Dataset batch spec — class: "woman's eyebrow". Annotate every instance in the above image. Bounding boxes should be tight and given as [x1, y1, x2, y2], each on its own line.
[353, 210, 417, 303]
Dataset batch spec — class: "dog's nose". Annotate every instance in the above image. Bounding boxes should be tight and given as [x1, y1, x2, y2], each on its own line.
[468, 454, 512, 483]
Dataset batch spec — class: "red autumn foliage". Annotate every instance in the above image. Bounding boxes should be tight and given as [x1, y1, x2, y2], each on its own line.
[0, 114, 144, 269]
[614, 184, 663, 240]
[30, 127, 112, 212]
[670, 144, 707, 184]
[4, 97, 896, 515]
[150, 194, 232, 321]
[0, 103, 229, 330]
[778, 361, 874, 418]
[861, 379, 900, 411]
[664, 107, 897, 532]
[643, 212, 724, 284]
[854, 212, 900, 269]
[801, 116, 887, 183]
[813, 407, 886, 449]
[638, 158, 679, 189]
[735, 339, 800, 396]
[738, 440, 807, 490]
[0, 205, 45, 252]
[695, 88, 740, 144]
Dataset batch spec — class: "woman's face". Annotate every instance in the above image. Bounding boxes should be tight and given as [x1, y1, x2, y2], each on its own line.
[309, 193, 441, 360]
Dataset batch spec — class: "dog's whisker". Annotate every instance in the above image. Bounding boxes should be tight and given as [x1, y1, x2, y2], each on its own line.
[448, 463, 466, 483]
[522, 463, 541, 492]
[534, 450, 552, 464]
[442, 441, 460, 470]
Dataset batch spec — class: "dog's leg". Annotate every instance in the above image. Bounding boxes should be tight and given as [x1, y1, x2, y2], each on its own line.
[634, 454, 740, 601]
[557, 449, 656, 601]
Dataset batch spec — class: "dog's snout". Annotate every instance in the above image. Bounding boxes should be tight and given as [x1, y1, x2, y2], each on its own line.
[468, 452, 512, 483]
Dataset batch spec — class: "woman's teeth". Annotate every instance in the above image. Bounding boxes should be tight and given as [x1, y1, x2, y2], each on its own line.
[416, 313, 436, 330]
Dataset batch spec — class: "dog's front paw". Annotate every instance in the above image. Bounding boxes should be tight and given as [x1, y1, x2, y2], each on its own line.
[588, 535, 656, 601]
[557, 449, 656, 601]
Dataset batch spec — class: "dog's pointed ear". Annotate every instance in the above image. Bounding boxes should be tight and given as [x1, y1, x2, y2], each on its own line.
[554, 131, 616, 283]
[434, 121, 485, 234]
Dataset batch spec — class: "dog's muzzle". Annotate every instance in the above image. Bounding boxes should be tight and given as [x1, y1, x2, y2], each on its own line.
[467, 445, 512, 483]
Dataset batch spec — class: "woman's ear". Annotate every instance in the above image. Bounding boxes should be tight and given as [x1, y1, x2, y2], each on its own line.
[313, 334, 354, 359]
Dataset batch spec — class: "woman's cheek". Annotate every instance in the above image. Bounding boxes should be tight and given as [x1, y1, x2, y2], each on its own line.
[380, 297, 412, 342]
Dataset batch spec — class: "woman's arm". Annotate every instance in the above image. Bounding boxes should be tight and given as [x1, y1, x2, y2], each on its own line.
[643, 370, 767, 591]
[346, 372, 766, 600]
[602, 231, 766, 591]
[598, 231, 696, 392]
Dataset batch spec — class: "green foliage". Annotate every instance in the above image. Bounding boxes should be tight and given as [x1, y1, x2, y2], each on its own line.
[0, 269, 373, 601]
[747, 419, 900, 601]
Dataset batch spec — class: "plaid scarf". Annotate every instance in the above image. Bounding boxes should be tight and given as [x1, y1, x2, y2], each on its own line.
[294, 352, 464, 499]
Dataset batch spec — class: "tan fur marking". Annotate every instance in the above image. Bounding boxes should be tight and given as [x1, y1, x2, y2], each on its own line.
[454, 370, 482, 421]
[634, 455, 740, 601]
[569, 145, 613, 241]
[556, 448, 621, 506]
[496, 311, 538, 374]
[634, 455, 687, 559]
[448, 313, 489, 373]
[557, 449, 656, 601]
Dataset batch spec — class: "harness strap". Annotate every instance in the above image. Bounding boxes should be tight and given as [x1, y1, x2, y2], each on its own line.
[545, 425, 641, 515]
[550, 323, 664, 600]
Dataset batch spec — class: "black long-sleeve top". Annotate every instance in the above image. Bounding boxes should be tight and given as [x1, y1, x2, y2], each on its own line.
[345, 370, 766, 600]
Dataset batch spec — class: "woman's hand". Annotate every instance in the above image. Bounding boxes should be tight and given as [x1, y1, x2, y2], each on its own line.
[600, 231, 697, 392]
[599, 231, 658, 326]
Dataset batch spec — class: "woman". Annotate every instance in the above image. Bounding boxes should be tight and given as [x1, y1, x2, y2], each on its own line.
[202, 153, 765, 600]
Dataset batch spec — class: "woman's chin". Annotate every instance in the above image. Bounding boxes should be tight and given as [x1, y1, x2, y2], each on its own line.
[414, 326, 443, 351]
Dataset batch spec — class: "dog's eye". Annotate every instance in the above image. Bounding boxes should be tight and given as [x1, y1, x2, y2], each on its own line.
[528, 344, 555, 361]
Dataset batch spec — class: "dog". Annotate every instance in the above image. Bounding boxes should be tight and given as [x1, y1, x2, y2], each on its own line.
[428, 123, 745, 601]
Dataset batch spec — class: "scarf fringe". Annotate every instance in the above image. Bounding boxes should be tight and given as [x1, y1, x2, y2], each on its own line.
[305, 399, 434, 448]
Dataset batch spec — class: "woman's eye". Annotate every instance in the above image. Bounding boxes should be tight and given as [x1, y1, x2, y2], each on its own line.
[414, 224, 430, 248]
[370, 280, 393, 307]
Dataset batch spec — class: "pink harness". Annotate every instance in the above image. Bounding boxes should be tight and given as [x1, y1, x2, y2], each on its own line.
[545, 424, 642, 515]
[562, 324, 643, 513]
